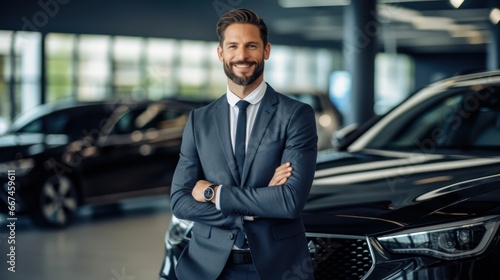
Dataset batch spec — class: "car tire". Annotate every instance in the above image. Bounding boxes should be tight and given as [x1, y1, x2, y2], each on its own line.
[31, 174, 79, 228]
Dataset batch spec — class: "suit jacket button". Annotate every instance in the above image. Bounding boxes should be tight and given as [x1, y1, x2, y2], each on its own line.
[228, 233, 235, 240]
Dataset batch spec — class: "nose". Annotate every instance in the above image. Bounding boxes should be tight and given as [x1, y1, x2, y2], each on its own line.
[235, 47, 248, 61]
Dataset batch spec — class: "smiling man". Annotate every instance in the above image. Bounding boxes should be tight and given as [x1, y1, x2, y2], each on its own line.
[169, 8, 317, 280]
[219, 20, 268, 91]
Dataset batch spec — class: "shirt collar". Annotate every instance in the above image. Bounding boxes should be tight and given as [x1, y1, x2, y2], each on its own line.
[226, 80, 267, 107]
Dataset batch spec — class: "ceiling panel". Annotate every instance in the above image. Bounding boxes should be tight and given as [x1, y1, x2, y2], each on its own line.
[0, 0, 495, 54]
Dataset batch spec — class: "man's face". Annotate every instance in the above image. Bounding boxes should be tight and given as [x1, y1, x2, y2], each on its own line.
[217, 23, 270, 87]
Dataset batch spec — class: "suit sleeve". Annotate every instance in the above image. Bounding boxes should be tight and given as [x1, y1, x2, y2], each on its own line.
[170, 111, 242, 228]
[219, 103, 318, 219]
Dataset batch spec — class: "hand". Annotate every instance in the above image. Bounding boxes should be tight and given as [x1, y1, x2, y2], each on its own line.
[192, 180, 214, 202]
[268, 162, 293, 186]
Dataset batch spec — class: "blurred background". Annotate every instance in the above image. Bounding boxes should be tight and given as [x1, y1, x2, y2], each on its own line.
[1, 0, 497, 131]
[0, 0, 499, 279]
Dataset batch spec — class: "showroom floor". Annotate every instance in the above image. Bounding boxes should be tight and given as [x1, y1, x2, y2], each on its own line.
[0, 195, 171, 280]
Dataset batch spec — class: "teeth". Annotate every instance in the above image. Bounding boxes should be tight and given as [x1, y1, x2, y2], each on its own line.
[234, 64, 251, 68]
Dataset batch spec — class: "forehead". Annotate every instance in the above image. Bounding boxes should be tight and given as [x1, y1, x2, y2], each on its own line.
[223, 23, 262, 44]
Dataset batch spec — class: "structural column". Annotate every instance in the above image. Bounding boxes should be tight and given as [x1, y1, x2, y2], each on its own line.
[41, 32, 47, 104]
[343, 0, 377, 126]
[488, 0, 500, 70]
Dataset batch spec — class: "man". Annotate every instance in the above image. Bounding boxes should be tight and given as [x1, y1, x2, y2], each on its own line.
[169, 8, 317, 280]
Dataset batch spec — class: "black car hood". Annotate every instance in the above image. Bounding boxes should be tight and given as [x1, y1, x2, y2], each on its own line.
[0, 133, 69, 162]
[303, 149, 500, 236]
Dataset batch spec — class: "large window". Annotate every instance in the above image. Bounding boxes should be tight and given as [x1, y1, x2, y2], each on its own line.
[0, 29, 414, 132]
[146, 38, 178, 99]
[0, 31, 42, 132]
[46, 33, 76, 102]
[113, 36, 143, 99]
[0, 31, 12, 132]
[78, 35, 111, 100]
[47, 33, 343, 101]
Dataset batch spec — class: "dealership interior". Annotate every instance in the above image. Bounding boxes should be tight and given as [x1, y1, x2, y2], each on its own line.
[1, 0, 500, 279]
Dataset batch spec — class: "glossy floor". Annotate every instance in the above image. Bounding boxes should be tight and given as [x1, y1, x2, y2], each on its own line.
[0, 195, 171, 280]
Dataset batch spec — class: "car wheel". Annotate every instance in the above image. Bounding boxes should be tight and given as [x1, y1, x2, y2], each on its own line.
[32, 174, 79, 228]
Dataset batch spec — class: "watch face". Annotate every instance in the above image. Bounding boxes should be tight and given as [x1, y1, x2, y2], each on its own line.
[204, 187, 214, 201]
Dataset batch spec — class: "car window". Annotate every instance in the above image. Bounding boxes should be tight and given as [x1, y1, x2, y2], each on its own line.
[438, 87, 500, 149]
[46, 112, 71, 134]
[113, 104, 187, 134]
[63, 108, 112, 139]
[15, 111, 69, 134]
[369, 85, 500, 151]
[16, 118, 43, 133]
[13, 105, 111, 138]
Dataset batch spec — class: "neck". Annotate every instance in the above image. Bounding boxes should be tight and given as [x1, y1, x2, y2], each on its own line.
[227, 76, 263, 99]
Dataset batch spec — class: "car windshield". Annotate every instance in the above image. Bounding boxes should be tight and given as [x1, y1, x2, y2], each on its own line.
[364, 85, 500, 152]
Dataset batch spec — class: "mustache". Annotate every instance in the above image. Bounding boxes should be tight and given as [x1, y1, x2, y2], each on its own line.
[229, 60, 257, 66]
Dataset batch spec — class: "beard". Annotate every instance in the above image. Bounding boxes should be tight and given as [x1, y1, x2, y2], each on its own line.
[223, 59, 265, 86]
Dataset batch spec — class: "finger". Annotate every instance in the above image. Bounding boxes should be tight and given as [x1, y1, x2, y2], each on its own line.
[270, 171, 292, 186]
[277, 177, 287, 185]
[275, 162, 291, 172]
[275, 166, 293, 176]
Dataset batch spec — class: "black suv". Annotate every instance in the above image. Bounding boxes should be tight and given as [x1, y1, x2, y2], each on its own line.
[0, 100, 193, 227]
[160, 70, 500, 279]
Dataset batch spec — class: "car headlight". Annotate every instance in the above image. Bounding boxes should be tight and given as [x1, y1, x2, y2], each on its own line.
[0, 158, 35, 176]
[377, 216, 500, 260]
[166, 215, 193, 247]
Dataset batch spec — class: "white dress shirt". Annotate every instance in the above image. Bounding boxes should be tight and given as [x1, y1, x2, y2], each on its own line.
[226, 81, 267, 153]
[215, 80, 267, 213]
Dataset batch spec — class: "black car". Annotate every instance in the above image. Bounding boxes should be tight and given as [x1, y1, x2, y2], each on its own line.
[0, 99, 193, 227]
[160, 70, 500, 279]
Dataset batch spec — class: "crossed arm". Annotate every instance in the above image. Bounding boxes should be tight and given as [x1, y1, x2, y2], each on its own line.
[170, 103, 317, 225]
[192, 162, 293, 203]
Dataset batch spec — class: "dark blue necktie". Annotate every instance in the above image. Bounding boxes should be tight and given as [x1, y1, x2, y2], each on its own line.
[235, 100, 250, 176]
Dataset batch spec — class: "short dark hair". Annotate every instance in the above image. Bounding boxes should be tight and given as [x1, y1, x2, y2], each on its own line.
[216, 8, 268, 46]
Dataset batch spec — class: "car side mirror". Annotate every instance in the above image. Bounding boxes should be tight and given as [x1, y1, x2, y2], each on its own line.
[331, 123, 358, 150]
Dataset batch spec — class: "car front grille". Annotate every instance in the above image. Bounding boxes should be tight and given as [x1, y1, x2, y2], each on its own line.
[307, 233, 374, 280]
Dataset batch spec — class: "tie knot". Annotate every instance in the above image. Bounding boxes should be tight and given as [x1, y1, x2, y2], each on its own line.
[236, 100, 250, 111]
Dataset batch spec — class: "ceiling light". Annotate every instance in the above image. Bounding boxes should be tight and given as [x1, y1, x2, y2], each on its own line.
[490, 8, 500, 25]
[450, 0, 464, 9]
[278, 0, 350, 8]
[381, 0, 441, 2]
[378, 4, 421, 23]
[411, 16, 454, 30]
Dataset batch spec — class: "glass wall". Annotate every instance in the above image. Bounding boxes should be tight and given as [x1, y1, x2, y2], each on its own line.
[45, 32, 344, 102]
[0, 31, 41, 133]
[77, 35, 111, 100]
[375, 53, 414, 115]
[0, 31, 12, 133]
[46, 33, 75, 102]
[0, 29, 414, 132]
[145, 38, 178, 99]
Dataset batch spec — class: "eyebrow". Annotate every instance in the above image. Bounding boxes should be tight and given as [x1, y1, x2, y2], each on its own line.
[224, 41, 261, 46]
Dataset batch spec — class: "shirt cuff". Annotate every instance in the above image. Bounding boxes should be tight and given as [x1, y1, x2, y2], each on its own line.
[215, 184, 222, 210]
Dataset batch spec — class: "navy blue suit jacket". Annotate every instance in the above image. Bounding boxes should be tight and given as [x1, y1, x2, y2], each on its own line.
[170, 85, 317, 280]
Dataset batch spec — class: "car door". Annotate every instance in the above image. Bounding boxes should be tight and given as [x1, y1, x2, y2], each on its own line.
[79, 102, 189, 200]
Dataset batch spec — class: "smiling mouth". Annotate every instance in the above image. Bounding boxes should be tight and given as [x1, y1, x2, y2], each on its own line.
[232, 62, 255, 70]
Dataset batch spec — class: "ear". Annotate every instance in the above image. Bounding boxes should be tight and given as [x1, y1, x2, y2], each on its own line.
[217, 44, 223, 62]
[264, 43, 271, 60]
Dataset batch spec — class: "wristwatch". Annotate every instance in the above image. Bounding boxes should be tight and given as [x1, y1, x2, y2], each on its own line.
[203, 185, 217, 202]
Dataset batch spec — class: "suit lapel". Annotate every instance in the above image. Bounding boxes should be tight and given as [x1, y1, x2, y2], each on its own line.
[241, 86, 278, 185]
[213, 97, 241, 183]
